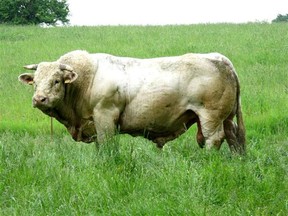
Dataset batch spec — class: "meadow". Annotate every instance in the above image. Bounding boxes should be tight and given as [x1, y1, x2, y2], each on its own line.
[0, 23, 288, 215]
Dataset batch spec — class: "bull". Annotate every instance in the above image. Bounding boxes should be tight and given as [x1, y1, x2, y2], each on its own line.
[19, 50, 245, 153]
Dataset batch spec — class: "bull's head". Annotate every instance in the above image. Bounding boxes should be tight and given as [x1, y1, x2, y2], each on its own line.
[18, 62, 78, 110]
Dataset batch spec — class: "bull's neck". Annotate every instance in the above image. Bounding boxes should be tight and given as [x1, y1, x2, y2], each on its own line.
[61, 84, 85, 125]
[47, 85, 86, 128]
[57, 101, 78, 127]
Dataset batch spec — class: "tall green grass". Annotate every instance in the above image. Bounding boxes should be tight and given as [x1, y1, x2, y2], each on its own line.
[1, 24, 288, 215]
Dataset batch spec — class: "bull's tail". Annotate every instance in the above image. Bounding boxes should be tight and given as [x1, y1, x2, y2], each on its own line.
[222, 55, 246, 154]
[235, 73, 246, 154]
[236, 94, 246, 154]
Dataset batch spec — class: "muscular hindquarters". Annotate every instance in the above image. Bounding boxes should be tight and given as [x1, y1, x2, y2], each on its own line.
[192, 75, 237, 149]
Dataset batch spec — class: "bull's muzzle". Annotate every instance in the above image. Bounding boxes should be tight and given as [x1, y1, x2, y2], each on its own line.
[33, 95, 48, 107]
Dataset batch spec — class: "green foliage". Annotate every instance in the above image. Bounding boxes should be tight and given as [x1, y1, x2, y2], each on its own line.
[0, 0, 69, 25]
[272, 14, 288, 23]
[0, 24, 288, 215]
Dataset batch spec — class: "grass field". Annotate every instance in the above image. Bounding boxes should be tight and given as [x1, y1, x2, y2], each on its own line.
[1, 23, 288, 215]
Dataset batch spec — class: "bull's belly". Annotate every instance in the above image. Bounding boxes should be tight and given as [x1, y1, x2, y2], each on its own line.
[119, 107, 197, 137]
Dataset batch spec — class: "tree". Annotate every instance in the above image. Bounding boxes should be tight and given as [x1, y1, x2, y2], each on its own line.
[272, 14, 288, 23]
[0, 0, 69, 25]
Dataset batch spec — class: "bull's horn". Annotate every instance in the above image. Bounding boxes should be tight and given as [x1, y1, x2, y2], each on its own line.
[24, 64, 38, 70]
[59, 64, 73, 72]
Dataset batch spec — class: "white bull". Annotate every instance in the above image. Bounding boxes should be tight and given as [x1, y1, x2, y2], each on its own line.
[19, 50, 245, 153]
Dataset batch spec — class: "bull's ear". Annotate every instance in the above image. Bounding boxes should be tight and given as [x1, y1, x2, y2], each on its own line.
[63, 71, 78, 84]
[18, 73, 34, 85]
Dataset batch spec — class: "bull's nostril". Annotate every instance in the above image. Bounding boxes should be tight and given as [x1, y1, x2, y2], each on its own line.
[40, 97, 47, 103]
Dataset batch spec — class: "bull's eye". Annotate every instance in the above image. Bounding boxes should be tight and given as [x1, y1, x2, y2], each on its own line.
[54, 80, 60, 85]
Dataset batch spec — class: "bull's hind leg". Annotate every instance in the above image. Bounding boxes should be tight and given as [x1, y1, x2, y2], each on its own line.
[223, 114, 245, 154]
[198, 114, 225, 150]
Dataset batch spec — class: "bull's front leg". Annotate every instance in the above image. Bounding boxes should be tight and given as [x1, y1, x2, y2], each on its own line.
[93, 106, 120, 144]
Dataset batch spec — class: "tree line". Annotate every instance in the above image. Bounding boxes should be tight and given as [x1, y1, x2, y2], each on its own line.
[272, 14, 288, 23]
[0, 0, 69, 25]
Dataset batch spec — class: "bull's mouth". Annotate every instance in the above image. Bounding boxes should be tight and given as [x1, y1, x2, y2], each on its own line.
[33, 102, 53, 111]
[33, 102, 47, 108]
[34, 104, 55, 118]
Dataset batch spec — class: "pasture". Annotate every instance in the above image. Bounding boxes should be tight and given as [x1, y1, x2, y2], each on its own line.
[0, 23, 288, 215]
